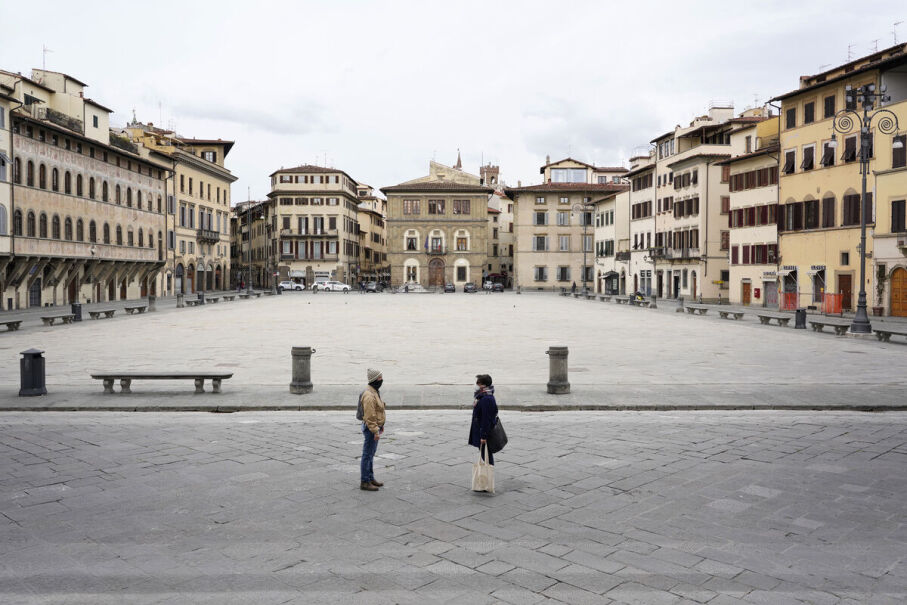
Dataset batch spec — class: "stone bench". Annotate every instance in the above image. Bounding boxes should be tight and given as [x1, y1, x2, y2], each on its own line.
[185, 298, 201, 307]
[560, 291, 570, 297]
[873, 327, 907, 343]
[90, 371, 234, 394]
[124, 305, 147, 315]
[719, 310, 745, 320]
[1, 320, 22, 332]
[809, 320, 850, 336]
[251, 292, 262, 298]
[263, 290, 275, 296]
[584, 293, 595, 300]
[599, 295, 611, 302]
[88, 308, 116, 320]
[206, 297, 219, 304]
[223, 295, 236, 302]
[756, 313, 791, 327]
[685, 305, 709, 315]
[41, 313, 75, 326]
[238, 293, 250, 300]
[615, 296, 630, 305]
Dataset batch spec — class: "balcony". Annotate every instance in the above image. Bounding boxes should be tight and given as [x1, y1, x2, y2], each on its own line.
[615, 251, 630, 261]
[427, 246, 449, 256]
[665, 247, 700, 260]
[649, 247, 667, 259]
[197, 229, 221, 244]
[279, 254, 339, 262]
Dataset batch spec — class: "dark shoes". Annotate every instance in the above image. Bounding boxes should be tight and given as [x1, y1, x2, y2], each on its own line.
[360, 481, 379, 491]
[370, 479, 384, 487]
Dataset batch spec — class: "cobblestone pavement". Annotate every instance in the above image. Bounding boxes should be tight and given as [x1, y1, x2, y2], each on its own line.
[0, 410, 904, 604]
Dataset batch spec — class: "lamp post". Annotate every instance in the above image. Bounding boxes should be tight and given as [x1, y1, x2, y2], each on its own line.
[572, 201, 592, 294]
[830, 83, 902, 333]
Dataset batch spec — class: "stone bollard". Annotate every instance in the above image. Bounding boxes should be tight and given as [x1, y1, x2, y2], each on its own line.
[546, 346, 570, 394]
[649, 295, 657, 309]
[19, 348, 47, 397]
[516, 285, 521, 295]
[147, 294, 156, 312]
[289, 346, 316, 394]
[675, 295, 685, 313]
[198, 292, 206, 305]
[176, 293, 185, 308]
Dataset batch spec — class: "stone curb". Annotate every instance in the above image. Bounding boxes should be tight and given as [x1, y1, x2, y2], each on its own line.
[2, 404, 906, 412]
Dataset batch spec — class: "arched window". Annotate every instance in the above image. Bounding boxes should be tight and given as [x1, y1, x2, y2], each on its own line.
[102, 181, 109, 202]
[137, 191, 142, 208]
[115, 225, 122, 245]
[13, 158, 21, 184]
[76, 174, 83, 196]
[52, 168, 59, 191]
[103, 223, 110, 244]
[0, 204, 7, 235]
[138, 228, 144, 247]
[39, 163, 47, 189]
[76, 219, 84, 242]
[13, 210, 23, 236]
[27, 211, 36, 236]
[39, 213, 48, 238]
[157, 195, 162, 213]
[116, 184, 121, 204]
[51, 215, 60, 239]
[89, 220, 97, 243]
[126, 187, 132, 207]
[127, 228, 134, 247]
[26, 160, 34, 186]
[89, 177, 96, 199]
[64, 171, 72, 194]
[64, 217, 73, 240]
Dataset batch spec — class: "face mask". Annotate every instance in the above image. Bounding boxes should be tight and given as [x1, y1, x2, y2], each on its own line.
[371, 379, 383, 390]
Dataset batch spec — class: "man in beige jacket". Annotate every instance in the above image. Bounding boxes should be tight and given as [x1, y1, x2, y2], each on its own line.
[359, 368, 386, 491]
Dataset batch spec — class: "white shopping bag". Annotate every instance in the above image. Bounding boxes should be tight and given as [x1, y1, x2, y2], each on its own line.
[471, 447, 494, 493]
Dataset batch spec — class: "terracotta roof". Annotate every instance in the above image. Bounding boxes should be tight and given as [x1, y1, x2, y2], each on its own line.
[380, 181, 494, 194]
[83, 97, 114, 113]
[715, 145, 780, 166]
[666, 153, 732, 169]
[178, 137, 235, 157]
[503, 182, 628, 200]
[487, 207, 501, 214]
[624, 163, 655, 178]
[270, 164, 355, 182]
[539, 157, 595, 173]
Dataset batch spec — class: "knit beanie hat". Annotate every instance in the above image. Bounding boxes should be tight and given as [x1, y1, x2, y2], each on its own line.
[367, 368, 383, 383]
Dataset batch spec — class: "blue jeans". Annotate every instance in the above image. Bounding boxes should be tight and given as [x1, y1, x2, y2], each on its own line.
[361, 423, 379, 482]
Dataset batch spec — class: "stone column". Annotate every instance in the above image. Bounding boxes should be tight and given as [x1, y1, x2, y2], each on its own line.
[290, 346, 316, 394]
[546, 346, 570, 394]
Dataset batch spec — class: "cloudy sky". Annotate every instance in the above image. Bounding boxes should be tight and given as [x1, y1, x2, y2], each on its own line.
[2, 1, 903, 201]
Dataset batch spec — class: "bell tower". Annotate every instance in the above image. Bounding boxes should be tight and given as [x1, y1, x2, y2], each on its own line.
[480, 163, 500, 187]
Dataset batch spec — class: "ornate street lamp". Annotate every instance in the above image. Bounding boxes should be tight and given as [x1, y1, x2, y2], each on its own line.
[829, 83, 901, 333]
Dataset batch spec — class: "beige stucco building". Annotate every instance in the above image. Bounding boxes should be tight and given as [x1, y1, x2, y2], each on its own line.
[354, 184, 388, 283]
[231, 200, 272, 288]
[268, 164, 361, 286]
[382, 158, 493, 289]
[506, 158, 627, 292]
[0, 69, 169, 309]
[485, 166, 514, 287]
[593, 189, 628, 294]
[124, 122, 236, 294]
[772, 43, 907, 315]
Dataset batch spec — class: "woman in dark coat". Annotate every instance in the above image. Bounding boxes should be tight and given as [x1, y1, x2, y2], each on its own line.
[469, 374, 498, 465]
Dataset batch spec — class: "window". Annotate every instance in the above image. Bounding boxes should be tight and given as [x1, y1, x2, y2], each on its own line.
[557, 266, 571, 281]
[841, 252, 850, 266]
[559, 235, 570, 251]
[720, 230, 729, 250]
[891, 200, 906, 233]
[116, 225, 123, 245]
[456, 237, 467, 251]
[202, 151, 216, 163]
[800, 146, 814, 171]
[51, 215, 60, 239]
[893, 135, 906, 169]
[39, 213, 47, 238]
[535, 196, 546, 205]
[76, 219, 84, 241]
[783, 150, 796, 174]
[550, 168, 586, 183]
[428, 199, 445, 214]
[534, 266, 548, 281]
[721, 165, 730, 183]
[842, 136, 857, 163]
[805, 200, 819, 229]
[804, 102, 815, 124]
[821, 142, 835, 167]
[785, 107, 796, 129]
[64, 217, 72, 240]
[26, 160, 34, 186]
[557, 211, 569, 226]
[532, 236, 548, 251]
[822, 196, 836, 228]
[403, 199, 420, 215]
[824, 95, 836, 119]
[731, 245, 738, 265]
[842, 194, 861, 226]
[720, 196, 730, 214]
[534, 211, 548, 226]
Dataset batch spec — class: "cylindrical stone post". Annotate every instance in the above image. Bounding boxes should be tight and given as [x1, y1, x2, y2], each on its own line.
[176, 293, 184, 308]
[290, 346, 316, 394]
[19, 348, 47, 397]
[147, 294, 157, 312]
[198, 291, 206, 305]
[516, 285, 521, 295]
[546, 346, 570, 394]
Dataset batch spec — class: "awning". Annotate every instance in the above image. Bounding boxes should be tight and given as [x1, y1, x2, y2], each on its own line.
[289, 270, 305, 278]
[600, 271, 618, 278]
[806, 268, 825, 276]
[0, 151, 10, 163]
[777, 268, 796, 277]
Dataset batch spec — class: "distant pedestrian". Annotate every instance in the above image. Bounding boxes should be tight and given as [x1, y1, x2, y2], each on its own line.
[469, 374, 498, 466]
[359, 368, 386, 491]
[571, 282, 577, 294]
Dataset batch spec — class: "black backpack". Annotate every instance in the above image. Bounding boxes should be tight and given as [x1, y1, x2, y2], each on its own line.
[356, 390, 366, 421]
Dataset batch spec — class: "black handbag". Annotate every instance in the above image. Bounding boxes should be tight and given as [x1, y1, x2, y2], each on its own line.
[487, 417, 508, 453]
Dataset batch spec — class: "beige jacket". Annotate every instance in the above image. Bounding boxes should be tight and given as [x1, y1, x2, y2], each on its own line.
[361, 385, 386, 435]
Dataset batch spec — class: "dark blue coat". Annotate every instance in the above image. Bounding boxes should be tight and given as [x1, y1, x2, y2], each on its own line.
[468, 391, 498, 448]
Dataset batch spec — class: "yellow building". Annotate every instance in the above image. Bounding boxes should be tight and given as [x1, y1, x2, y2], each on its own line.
[772, 43, 907, 315]
[354, 184, 388, 284]
[124, 121, 236, 294]
[1, 69, 169, 309]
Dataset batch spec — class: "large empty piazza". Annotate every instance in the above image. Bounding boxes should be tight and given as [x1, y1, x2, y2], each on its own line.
[0, 292, 904, 409]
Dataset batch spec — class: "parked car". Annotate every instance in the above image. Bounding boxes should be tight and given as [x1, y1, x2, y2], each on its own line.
[483, 280, 494, 291]
[278, 280, 304, 291]
[365, 281, 383, 293]
[464, 282, 477, 293]
[316, 280, 351, 292]
[443, 283, 456, 293]
[492, 283, 504, 292]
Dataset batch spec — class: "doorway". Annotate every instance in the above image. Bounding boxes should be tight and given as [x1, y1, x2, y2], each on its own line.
[764, 281, 778, 308]
[120, 280, 127, 300]
[691, 272, 697, 299]
[742, 282, 751, 306]
[428, 259, 444, 287]
[68, 279, 78, 304]
[839, 274, 853, 310]
[28, 278, 42, 308]
[673, 275, 680, 298]
[108, 280, 115, 301]
[890, 267, 907, 317]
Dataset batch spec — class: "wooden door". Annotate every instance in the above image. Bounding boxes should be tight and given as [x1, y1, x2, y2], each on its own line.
[891, 268, 907, 317]
[839, 274, 853, 310]
[68, 279, 77, 304]
[120, 281, 127, 300]
[428, 259, 444, 287]
[691, 273, 697, 298]
[742, 282, 751, 305]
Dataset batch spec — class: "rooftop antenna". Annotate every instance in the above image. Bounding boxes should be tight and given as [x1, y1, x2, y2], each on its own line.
[158, 101, 163, 126]
[871, 39, 879, 53]
[895, 21, 903, 45]
[42, 45, 53, 71]
[847, 43, 855, 61]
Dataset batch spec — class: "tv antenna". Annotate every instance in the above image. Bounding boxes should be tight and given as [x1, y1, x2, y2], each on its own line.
[42, 45, 53, 70]
[847, 43, 855, 61]
[895, 21, 903, 45]
[871, 39, 879, 53]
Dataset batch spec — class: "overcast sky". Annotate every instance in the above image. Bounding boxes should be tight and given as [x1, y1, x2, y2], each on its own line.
[2, 1, 904, 201]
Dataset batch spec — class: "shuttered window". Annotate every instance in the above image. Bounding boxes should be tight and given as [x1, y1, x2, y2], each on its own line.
[783, 150, 796, 174]
[891, 200, 906, 233]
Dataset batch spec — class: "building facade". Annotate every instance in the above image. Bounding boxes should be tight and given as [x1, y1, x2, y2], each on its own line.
[593, 189, 627, 294]
[124, 122, 236, 294]
[485, 182, 514, 287]
[382, 160, 492, 288]
[231, 200, 271, 289]
[772, 43, 907, 314]
[268, 165, 361, 287]
[0, 69, 168, 309]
